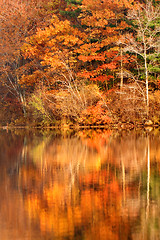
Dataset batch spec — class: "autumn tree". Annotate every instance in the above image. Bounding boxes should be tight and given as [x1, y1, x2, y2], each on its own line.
[74, 0, 134, 89]
[120, 0, 160, 114]
[22, 14, 95, 123]
[22, 12, 86, 82]
[0, 0, 62, 117]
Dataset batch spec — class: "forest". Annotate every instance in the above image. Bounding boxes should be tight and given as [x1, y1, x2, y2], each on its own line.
[0, 0, 159, 127]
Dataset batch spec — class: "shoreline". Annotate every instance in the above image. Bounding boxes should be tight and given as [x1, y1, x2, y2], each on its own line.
[0, 121, 158, 131]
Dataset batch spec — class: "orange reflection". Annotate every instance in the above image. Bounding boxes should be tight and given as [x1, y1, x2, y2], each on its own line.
[4, 129, 160, 240]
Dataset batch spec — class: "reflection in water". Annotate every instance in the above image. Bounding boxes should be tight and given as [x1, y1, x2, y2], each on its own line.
[147, 136, 150, 219]
[0, 129, 160, 239]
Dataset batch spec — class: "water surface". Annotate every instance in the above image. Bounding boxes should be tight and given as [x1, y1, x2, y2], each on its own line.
[0, 128, 160, 240]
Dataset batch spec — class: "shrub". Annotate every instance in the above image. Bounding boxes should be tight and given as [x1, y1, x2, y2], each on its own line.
[78, 100, 112, 125]
[106, 83, 147, 123]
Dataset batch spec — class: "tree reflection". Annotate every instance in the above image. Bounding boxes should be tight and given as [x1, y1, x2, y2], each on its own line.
[1, 130, 160, 239]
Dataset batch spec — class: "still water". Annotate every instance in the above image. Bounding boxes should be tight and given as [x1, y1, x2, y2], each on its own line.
[0, 128, 160, 240]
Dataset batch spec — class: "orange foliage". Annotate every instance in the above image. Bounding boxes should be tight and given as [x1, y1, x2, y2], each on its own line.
[75, 0, 133, 84]
[90, 75, 114, 82]
[79, 100, 112, 125]
[21, 14, 86, 87]
[17, 0, 138, 91]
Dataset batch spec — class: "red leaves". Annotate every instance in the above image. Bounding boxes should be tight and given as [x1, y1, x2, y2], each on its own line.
[91, 75, 114, 82]
[97, 63, 117, 70]
[78, 54, 106, 62]
[77, 70, 94, 78]
[79, 100, 112, 125]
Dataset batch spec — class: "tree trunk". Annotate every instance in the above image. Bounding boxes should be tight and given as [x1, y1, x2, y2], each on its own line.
[144, 41, 149, 117]
[19, 92, 27, 117]
[120, 45, 123, 90]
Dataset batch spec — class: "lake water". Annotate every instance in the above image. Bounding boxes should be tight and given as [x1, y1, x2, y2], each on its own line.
[0, 128, 160, 240]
